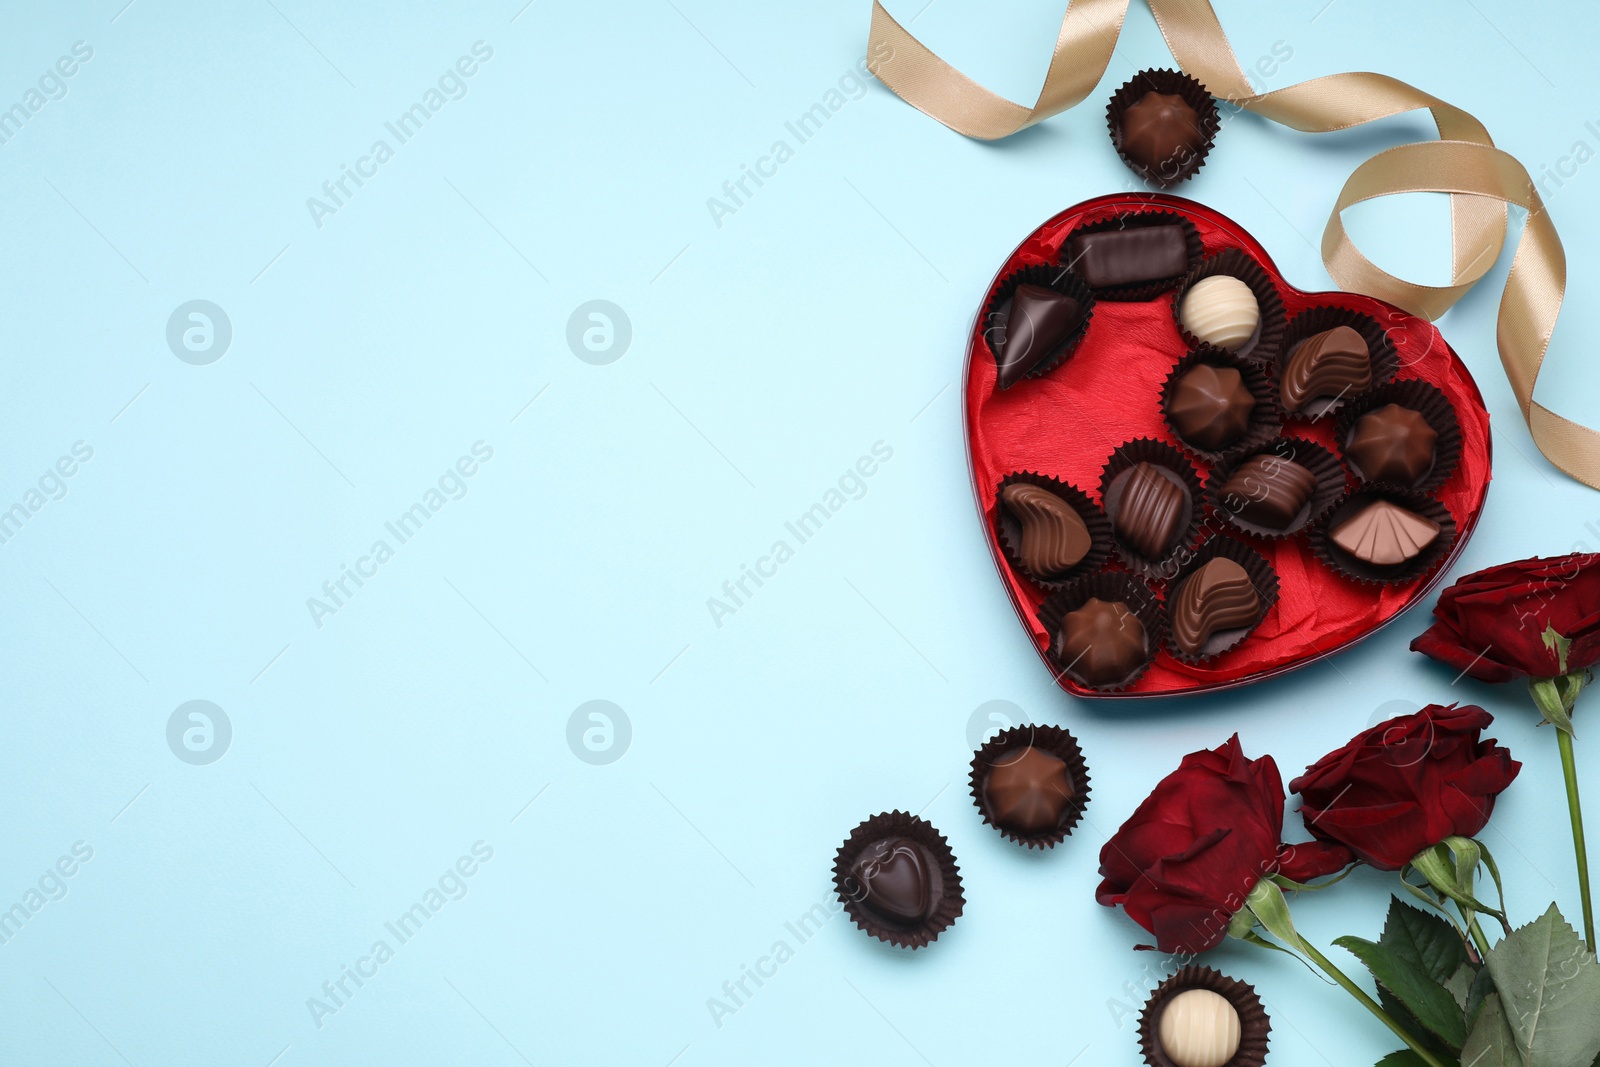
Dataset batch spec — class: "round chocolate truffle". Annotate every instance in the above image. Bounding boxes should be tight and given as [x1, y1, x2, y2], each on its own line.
[1168, 363, 1256, 450]
[1346, 403, 1437, 484]
[1119, 90, 1204, 174]
[1158, 989, 1242, 1067]
[1179, 276, 1260, 352]
[1054, 597, 1148, 687]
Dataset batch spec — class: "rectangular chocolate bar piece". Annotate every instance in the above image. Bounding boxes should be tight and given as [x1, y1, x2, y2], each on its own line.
[1065, 225, 1189, 288]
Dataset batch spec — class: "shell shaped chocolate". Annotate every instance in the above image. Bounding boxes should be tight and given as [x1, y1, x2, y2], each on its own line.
[1329, 499, 1441, 566]
[1281, 325, 1371, 412]
[1000, 484, 1092, 577]
[1179, 276, 1260, 351]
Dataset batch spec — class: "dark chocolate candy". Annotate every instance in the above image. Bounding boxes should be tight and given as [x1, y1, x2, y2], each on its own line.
[1001, 483, 1092, 578]
[982, 747, 1076, 834]
[1281, 325, 1371, 412]
[1170, 558, 1260, 657]
[849, 837, 931, 924]
[1328, 499, 1440, 566]
[1168, 364, 1256, 450]
[1067, 226, 1189, 288]
[1054, 597, 1148, 687]
[1119, 91, 1204, 174]
[1346, 403, 1437, 484]
[1218, 455, 1316, 530]
[1112, 461, 1191, 558]
[995, 284, 1086, 389]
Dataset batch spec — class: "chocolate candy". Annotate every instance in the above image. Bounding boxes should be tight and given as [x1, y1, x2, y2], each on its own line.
[1167, 363, 1256, 450]
[1170, 558, 1261, 657]
[1158, 989, 1242, 1067]
[834, 812, 963, 948]
[982, 747, 1076, 834]
[1218, 455, 1317, 530]
[1281, 325, 1371, 412]
[1139, 967, 1269, 1067]
[1328, 499, 1441, 566]
[995, 284, 1087, 389]
[1001, 483, 1092, 578]
[1111, 461, 1191, 558]
[1179, 276, 1260, 351]
[1054, 597, 1148, 687]
[1119, 91, 1203, 174]
[1346, 403, 1437, 484]
[850, 837, 931, 923]
[1067, 226, 1189, 288]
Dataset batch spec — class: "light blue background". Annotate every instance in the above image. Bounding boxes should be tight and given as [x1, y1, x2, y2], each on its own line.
[2, 1, 1597, 1063]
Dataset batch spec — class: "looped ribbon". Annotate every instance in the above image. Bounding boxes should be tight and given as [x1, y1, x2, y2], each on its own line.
[868, 0, 1600, 489]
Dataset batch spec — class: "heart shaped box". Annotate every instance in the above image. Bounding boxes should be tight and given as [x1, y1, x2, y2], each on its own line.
[964, 194, 1491, 699]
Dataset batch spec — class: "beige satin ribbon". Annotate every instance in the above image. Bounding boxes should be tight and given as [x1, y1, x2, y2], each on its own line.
[869, 0, 1599, 489]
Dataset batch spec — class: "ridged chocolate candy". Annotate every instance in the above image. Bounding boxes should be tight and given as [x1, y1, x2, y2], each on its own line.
[1053, 597, 1148, 687]
[1001, 484, 1092, 578]
[1179, 276, 1260, 351]
[1346, 403, 1436, 484]
[1113, 462, 1191, 558]
[1170, 558, 1260, 656]
[1218, 455, 1317, 530]
[1281, 325, 1371, 412]
[995, 284, 1086, 389]
[1168, 363, 1256, 450]
[1158, 989, 1243, 1067]
[1329, 499, 1441, 566]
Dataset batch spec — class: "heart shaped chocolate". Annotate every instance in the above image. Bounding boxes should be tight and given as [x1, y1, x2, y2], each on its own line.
[966, 195, 1491, 698]
[850, 837, 931, 924]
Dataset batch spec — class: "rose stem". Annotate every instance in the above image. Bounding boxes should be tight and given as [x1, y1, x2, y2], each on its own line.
[1293, 934, 1454, 1067]
[1557, 727, 1595, 947]
[1456, 902, 1493, 960]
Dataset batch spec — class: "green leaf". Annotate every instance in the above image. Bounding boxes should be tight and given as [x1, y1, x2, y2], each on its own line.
[1378, 986, 1454, 1061]
[1412, 843, 1504, 916]
[1546, 625, 1574, 675]
[1484, 904, 1600, 1067]
[1245, 878, 1299, 946]
[1461, 993, 1527, 1067]
[1375, 1052, 1434, 1067]
[1532, 677, 1577, 735]
[1381, 898, 1472, 985]
[1334, 935, 1468, 1050]
[1444, 962, 1477, 1012]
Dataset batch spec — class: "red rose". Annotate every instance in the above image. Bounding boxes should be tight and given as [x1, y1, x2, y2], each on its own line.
[1411, 553, 1600, 683]
[1291, 704, 1521, 870]
[1097, 735, 1351, 954]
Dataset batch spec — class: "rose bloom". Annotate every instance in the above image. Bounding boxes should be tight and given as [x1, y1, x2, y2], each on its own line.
[1412, 553, 1600, 683]
[1291, 704, 1520, 870]
[1097, 735, 1351, 954]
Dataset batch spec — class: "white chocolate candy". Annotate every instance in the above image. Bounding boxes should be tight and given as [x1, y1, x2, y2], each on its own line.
[1158, 989, 1242, 1067]
[1179, 275, 1260, 351]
